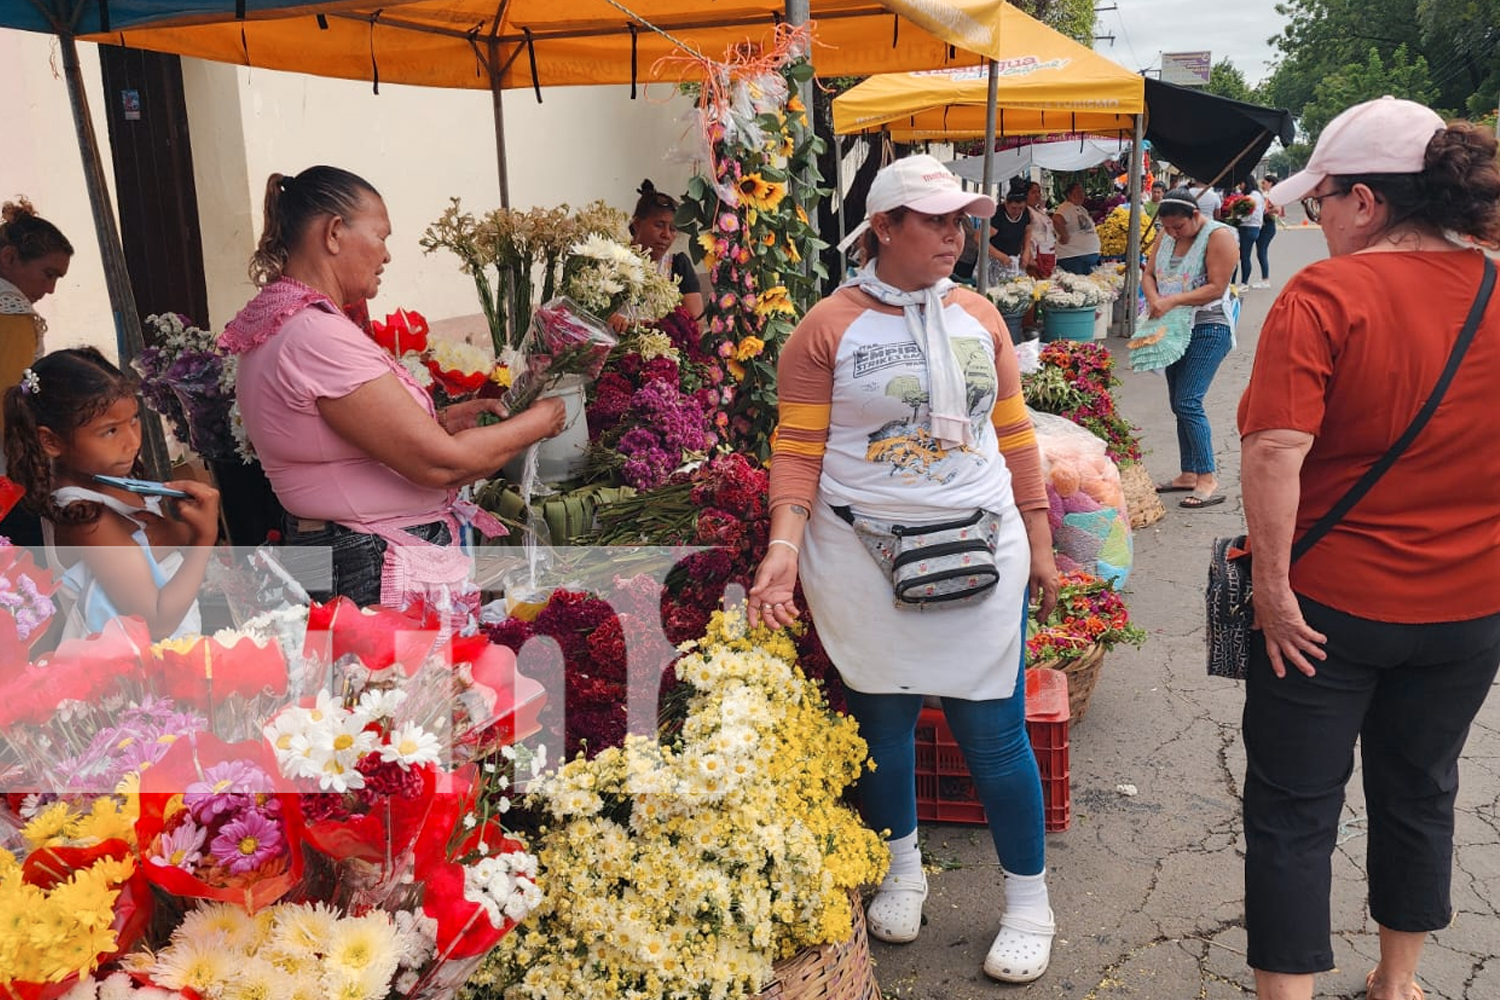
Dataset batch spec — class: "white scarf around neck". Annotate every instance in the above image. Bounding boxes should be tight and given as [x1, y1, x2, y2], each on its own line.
[842, 262, 973, 449]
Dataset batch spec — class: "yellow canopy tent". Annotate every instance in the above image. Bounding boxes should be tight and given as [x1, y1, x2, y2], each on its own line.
[833, 62, 1142, 141]
[832, 2, 1143, 140]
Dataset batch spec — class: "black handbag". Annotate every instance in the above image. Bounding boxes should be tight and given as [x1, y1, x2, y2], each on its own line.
[1207, 256, 1496, 679]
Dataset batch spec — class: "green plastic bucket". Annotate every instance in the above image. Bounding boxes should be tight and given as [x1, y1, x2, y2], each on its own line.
[1042, 306, 1096, 342]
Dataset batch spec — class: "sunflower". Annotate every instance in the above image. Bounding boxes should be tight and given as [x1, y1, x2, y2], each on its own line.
[736, 173, 787, 214]
[753, 285, 797, 318]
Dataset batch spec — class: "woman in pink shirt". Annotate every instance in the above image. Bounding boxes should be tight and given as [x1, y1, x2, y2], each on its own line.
[225, 166, 564, 614]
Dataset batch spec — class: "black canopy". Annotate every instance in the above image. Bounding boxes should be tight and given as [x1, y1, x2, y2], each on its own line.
[1143, 78, 1296, 186]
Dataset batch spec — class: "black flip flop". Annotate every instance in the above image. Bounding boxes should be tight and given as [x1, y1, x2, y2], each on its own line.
[1154, 481, 1194, 493]
[1180, 493, 1225, 509]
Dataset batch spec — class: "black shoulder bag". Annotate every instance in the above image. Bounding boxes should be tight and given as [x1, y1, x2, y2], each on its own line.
[1207, 256, 1496, 679]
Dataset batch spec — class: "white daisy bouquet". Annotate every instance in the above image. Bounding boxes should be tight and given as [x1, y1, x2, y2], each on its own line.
[1036, 270, 1113, 310]
[987, 274, 1037, 315]
[465, 609, 888, 1000]
[1, 598, 548, 1000]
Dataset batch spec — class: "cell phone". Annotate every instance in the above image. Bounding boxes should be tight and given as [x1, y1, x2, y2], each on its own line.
[93, 474, 191, 499]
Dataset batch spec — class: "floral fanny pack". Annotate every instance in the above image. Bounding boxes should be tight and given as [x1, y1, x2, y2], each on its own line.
[832, 505, 1002, 609]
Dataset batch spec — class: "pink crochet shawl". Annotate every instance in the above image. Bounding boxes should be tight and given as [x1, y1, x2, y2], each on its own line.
[220, 276, 334, 355]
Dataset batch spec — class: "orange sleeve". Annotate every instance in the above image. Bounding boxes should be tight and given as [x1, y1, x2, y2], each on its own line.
[768, 295, 850, 513]
[956, 292, 1047, 512]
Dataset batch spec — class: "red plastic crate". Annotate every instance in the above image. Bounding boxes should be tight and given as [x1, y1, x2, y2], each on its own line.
[914, 667, 1071, 832]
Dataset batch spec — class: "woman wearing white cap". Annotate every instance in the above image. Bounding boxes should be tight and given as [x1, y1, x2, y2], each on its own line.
[1237, 97, 1500, 1000]
[748, 154, 1061, 983]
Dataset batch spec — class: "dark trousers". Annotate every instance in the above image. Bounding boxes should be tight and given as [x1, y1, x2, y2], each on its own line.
[1255, 221, 1276, 280]
[1242, 595, 1500, 973]
[1237, 225, 1262, 283]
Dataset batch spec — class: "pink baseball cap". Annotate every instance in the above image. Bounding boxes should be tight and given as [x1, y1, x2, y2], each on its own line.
[840, 154, 995, 250]
[1269, 96, 1445, 206]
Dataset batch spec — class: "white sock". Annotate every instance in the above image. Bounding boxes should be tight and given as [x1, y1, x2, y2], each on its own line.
[1002, 867, 1052, 925]
[884, 830, 923, 883]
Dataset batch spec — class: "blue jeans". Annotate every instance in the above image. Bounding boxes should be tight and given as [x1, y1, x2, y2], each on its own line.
[843, 639, 1046, 875]
[1164, 322, 1232, 474]
[1057, 253, 1100, 275]
[1254, 222, 1276, 280]
[1238, 225, 1261, 283]
[281, 517, 452, 606]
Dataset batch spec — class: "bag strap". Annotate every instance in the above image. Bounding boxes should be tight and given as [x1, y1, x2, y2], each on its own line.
[1291, 255, 1495, 563]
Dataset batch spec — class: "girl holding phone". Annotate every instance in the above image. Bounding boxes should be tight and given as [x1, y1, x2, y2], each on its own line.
[2, 348, 220, 640]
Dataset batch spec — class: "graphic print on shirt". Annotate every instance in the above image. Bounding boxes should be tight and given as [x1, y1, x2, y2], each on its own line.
[853, 337, 996, 485]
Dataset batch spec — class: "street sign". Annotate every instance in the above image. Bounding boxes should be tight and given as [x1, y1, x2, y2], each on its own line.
[1161, 51, 1211, 87]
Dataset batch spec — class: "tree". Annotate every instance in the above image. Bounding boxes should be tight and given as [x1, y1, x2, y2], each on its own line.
[1265, 143, 1312, 177]
[1299, 45, 1439, 142]
[1207, 59, 1254, 104]
[1011, 0, 1096, 45]
[1262, 0, 1495, 130]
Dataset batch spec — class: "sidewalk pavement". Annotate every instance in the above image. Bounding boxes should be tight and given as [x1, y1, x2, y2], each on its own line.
[867, 228, 1500, 999]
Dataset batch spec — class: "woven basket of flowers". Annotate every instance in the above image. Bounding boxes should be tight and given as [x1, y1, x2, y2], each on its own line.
[1118, 462, 1167, 529]
[1027, 571, 1146, 726]
[756, 890, 881, 1000]
[1032, 642, 1107, 724]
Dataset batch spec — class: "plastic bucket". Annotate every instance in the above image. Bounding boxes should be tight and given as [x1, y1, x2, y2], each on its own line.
[1042, 306, 1096, 342]
[501, 374, 589, 484]
[1001, 310, 1025, 345]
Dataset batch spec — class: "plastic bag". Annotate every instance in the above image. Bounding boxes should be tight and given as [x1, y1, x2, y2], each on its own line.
[501, 296, 617, 414]
[1031, 409, 1133, 585]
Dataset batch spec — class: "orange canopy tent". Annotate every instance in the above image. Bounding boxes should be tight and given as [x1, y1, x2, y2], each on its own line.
[2, 0, 1008, 416]
[74, 0, 993, 90]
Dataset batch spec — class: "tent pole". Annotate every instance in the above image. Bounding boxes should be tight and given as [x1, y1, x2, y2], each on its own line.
[786, 0, 817, 295]
[487, 40, 511, 208]
[834, 135, 847, 278]
[975, 58, 998, 297]
[60, 34, 170, 479]
[1122, 112, 1145, 339]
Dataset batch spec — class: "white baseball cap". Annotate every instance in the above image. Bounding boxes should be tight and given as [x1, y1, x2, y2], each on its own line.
[840, 154, 996, 251]
[1269, 96, 1445, 206]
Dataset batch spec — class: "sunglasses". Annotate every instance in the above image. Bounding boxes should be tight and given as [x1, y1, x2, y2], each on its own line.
[1301, 188, 1349, 224]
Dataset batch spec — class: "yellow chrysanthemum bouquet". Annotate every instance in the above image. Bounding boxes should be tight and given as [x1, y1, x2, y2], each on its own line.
[468, 609, 888, 1000]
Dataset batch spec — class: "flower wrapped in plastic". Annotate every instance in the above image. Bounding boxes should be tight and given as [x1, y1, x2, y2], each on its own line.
[500, 297, 617, 415]
[2, 598, 548, 1000]
[0, 794, 151, 1000]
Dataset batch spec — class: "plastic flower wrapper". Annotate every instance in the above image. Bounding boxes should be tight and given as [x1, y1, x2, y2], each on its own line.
[130, 732, 305, 913]
[500, 297, 617, 415]
[0, 475, 24, 521]
[0, 542, 58, 657]
[425, 339, 497, 399]
[134, 314, 243, 463]
[0, 793, 152, 999]
[372, 308, 431, 357]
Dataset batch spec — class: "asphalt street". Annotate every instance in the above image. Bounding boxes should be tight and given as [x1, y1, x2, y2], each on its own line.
[868, 225, 1500, 999]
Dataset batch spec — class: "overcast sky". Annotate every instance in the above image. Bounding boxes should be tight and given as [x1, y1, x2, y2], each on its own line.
[1093, 0, 1290, 88]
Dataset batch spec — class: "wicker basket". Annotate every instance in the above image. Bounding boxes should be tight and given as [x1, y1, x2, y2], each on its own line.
[756, 891, 881, 1000]
[1118, 462, 1166, 529]
[1033, 643, 1106, 726]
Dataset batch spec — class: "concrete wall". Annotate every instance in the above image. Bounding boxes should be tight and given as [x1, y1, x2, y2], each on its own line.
[2, 26, 704, 359]
[0, 31, 118, 358]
